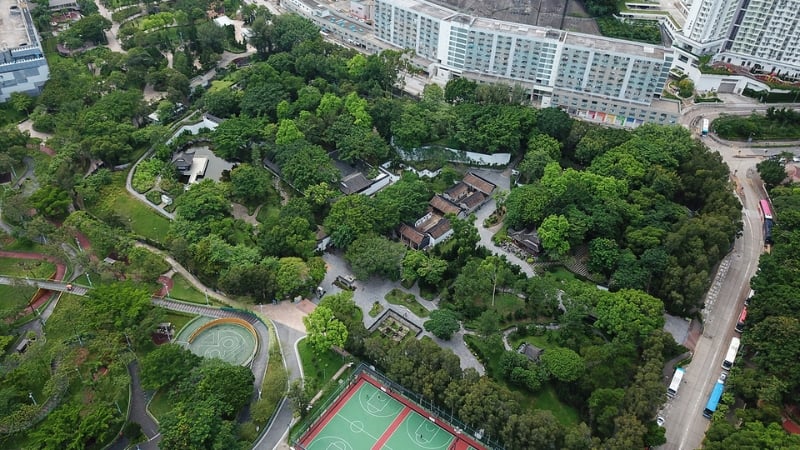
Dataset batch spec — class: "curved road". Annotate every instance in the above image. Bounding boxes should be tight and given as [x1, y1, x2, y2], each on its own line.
[658, 105, 798, 449]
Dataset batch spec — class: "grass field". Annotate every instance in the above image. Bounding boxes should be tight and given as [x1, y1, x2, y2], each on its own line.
[164, 311, 197, 334]
[256, 204, 280, 225]
[0, 258, 56, 278]
[463, 334, 579, 427]
[384, 289, 430, 318]
[168, 274, 214, 305]
[0, 284, 39, 321]
[532, 386, 580, 426]
[148, 389, 171, 422]
[89, 172, 171, 244]
[297, 338, 346, 391]
[509, 331, 558, 354]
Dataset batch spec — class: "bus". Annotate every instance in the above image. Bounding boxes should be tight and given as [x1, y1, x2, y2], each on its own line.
[667, 367, 685, 398]
[735, 307, 747, 333]
[703, 378, 726, 419]
[759, 199, 773, 221]
[722, 337, 741, 370]
[701, 119, 709, 136]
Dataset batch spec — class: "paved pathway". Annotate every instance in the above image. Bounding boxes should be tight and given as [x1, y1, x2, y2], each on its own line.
[320, 251, 485, 374]
[95, 2, 126, 53]
[17, 119, 53, 141]
[469, 168, 536, 277]
[116, 361, 161, 450]
[125, 150, 175, 220]
[254, 321, 305, 450]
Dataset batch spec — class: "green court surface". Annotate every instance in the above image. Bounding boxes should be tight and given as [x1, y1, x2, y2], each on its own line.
[179, 320, 258, 367]
[302, 380, 457, 450]
[382, 410, 454, 450]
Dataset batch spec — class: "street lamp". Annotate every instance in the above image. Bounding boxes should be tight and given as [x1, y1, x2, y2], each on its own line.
[204, 289, 209, 306]
[85, 272, 93, 288]
[28, 392, 36, 406]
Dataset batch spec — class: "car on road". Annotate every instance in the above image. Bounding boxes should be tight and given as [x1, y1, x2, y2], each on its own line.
[719, 372, 728, 383]
[657, 416, 665, 427]
[66, 283, 73, 291]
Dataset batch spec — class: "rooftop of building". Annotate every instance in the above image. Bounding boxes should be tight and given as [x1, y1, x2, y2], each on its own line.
[422, 0, 602, 35]
[340, 172, 374, 194]
[376, 0, 672, 56]
[463, 172, 496, 195]
[399, 223, 427, 246]
[429, 194, 462, 216]
[378, 0, 456, 20]
[564, 32, 671, 59]
[426, 216, 452, 238]
[1, 0, 35, 50]
[463, 15, 566, 42]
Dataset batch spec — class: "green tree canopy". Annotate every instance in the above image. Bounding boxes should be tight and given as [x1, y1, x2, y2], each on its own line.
[303, 305, 348, 355]
[345, 234, 407, 281]
[595, 289, 664, 343]
[424, 309, 461, 340]
[140, 344, 201, 390]
[540, 347, 585, 382]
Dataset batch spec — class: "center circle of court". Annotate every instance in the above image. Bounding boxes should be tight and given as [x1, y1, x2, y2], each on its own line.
[186, 323, 256, 366]
[349, 420, 365, 433]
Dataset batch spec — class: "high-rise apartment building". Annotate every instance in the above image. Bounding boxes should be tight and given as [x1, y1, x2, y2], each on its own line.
[674, 0, 800, 81]
[0, 0, 50, 102]
[373, 0, 678, 126]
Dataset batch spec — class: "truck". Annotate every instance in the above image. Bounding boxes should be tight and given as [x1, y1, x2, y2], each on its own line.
[701, 118, 709, 136]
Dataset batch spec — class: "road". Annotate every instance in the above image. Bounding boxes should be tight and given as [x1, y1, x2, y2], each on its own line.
[659, 115, 772, 450]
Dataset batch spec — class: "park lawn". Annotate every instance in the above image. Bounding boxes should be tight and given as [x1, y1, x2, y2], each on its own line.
[0, 284, 40, 321]
[543, 266, 580, 283]
[368, 301, 383, 317]
[163, 311, 197, 334]
[89, 172, 172, 244]
[0, 258, 56, 278]
[464, 293, 525, 330]
[256, 204, 280, 225]
[0, 237, 47, 254]
[297, 338, 347, 392]
[209, 80, 233, 92]
[167, 274, 212, 305]
[148, 389, 171, 422]
[463, 334, 579, 427]
[531, 386, 580, 426]
[493, 293, 525, 318]
[384, 288, 430, 318]
[509, 331, 559, 353]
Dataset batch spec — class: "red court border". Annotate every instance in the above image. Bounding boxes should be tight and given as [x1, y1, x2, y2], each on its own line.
[298, 377, 366, 448]
[371, 406, 411, 450]
[299, 373, 486, 450]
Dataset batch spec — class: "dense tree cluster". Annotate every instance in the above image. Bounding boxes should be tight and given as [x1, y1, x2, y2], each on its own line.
[505, 124, 741, 314]
[141, 344, 254, 450]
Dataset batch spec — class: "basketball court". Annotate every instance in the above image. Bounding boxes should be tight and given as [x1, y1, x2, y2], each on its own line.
[299, 376, 481, 450]
[175, 317, 259, 367]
